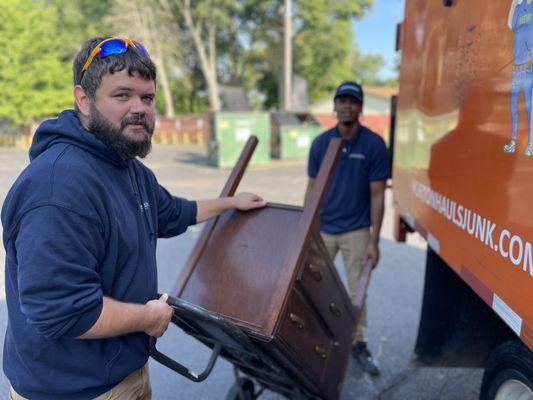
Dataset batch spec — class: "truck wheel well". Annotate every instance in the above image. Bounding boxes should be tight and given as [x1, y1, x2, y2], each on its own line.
[414, 248, 516, 367]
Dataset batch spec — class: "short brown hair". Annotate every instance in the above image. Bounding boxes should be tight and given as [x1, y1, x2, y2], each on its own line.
[73, 37, 156, 100]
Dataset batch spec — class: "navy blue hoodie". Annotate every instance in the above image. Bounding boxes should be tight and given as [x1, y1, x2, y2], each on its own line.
[1, 110, 197, 399]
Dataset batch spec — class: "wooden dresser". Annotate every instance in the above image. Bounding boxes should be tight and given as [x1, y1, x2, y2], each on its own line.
[172, 137, 364, 400]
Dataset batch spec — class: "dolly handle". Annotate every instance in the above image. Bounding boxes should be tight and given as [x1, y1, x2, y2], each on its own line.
[149, 293, 222, 382]
[149, 336, 221, 382]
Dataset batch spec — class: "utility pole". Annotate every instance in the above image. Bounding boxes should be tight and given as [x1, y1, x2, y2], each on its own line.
[280, 0, 292, 111]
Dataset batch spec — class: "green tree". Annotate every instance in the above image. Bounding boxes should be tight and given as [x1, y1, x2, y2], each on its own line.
[0, 0, 72, 128]
[111, 0, 382, 112]
[155, 74, 210, 115]
[159, 0, 241, 112]
[228, 0, 376, 108]
[294, 0, 374, 102]
[108, 0, 180, 117]
[222, 1, 281, 108]
[50, 0, 114, 55]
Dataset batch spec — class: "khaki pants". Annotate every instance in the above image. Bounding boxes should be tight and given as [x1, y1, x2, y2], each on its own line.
[321, 228, 371, 343]
[10, 363, 151, 400]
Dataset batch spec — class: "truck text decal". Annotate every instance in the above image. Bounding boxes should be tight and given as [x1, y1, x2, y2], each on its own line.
[412, 180, 533, 277]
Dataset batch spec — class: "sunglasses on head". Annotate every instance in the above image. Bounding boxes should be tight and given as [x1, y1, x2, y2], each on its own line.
[82, 38, 149, 74]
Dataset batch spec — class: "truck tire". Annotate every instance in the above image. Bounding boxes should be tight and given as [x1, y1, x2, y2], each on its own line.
[480, 340, 533, 400]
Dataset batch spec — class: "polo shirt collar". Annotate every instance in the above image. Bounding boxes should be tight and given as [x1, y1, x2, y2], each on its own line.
[334, 124, 363, 146]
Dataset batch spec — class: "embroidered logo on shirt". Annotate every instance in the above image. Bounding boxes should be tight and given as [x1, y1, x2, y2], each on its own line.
[349, 153, 366, 160]
[139, 202, 150, 212]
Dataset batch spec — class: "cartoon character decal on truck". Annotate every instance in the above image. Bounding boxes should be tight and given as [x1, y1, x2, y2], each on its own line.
[505, 0, 533, 156]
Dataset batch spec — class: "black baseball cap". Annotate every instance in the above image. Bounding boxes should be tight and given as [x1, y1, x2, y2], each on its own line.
[334, 81, 364, 103]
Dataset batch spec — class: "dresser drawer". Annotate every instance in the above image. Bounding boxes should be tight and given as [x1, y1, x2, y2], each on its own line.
[298, 249, 354, 343]
[279, 289, 332, 382]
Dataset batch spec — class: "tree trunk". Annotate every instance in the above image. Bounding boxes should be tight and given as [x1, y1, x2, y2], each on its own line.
[178, 0, 220, 112]
[131, 1, 176, 118]
[207, 21, 220, 112]
[155, 55, 176, 118]
[281, 0, 292, 111]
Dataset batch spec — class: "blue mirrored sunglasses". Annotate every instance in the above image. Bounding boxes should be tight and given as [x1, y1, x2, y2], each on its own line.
[82, 38, 149, 73]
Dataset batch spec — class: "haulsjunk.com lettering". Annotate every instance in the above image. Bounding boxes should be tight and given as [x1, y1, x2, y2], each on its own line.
[411, 180, 533, 277]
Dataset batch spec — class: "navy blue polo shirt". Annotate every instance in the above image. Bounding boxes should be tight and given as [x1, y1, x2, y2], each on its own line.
[308, 125, 389, 234]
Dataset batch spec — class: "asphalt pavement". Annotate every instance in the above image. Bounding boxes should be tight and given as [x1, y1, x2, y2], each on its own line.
[0, 145, 483, 399]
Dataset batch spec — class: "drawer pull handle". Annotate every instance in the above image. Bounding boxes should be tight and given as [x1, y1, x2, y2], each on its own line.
[289, 313, 305, 329]
[308, 264, 323, 281]
[314, 346, 327, 359]
[329, 302, 342, 317]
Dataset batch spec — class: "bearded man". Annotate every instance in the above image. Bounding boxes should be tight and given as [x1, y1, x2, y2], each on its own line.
[1, 37, 265, 400]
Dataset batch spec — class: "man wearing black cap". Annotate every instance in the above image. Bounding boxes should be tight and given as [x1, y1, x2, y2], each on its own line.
[305, 81, 388, 376]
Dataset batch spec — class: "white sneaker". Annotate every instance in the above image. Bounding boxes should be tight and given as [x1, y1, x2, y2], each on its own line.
[504, 139, 516, 153]
[525, 145, 533, 157]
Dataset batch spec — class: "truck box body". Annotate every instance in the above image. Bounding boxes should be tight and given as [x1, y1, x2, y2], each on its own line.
[393, 0, 533, 353]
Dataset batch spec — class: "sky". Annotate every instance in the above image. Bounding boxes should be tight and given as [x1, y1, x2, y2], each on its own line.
[353, 0, 405, 79]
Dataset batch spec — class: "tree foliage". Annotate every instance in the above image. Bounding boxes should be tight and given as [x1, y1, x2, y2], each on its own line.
[107, 0, 181, 117]
[155, 0, 380, 110]
[0, 0, 73, 128]
[159, 0, 243, 112]
[0, 0, 396, 128]
[224, 0, 378, 107]
[294, 0, 374, 102]
[51, 0, 114, 54]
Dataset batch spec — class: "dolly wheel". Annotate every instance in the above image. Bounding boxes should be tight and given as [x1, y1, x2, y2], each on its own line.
[225, 378, 256, 400]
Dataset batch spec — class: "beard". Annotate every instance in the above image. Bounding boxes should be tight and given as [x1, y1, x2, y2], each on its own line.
[88, 103, 155, 159]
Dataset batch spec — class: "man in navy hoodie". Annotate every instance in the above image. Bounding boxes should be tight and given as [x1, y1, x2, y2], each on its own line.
[1, 37, 265, 400]
[305, 82, 388, 376]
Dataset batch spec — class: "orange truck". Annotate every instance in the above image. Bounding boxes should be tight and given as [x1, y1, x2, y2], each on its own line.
[391, 0, 533, 398]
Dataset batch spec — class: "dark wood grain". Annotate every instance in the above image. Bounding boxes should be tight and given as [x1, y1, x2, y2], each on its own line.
[279, 289, 331, 381]
[179, 204, 301, 332]
[265, 137, 342, 333]
[172, 137, 355, 399]
[172, 136, 258, 296]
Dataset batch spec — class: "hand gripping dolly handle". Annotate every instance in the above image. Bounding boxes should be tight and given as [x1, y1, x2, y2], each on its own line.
[148, 294, 221, 382]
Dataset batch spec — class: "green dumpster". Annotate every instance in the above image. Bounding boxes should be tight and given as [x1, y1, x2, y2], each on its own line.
[208, 112, 270, 167]
[271, 112, 323, 160]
